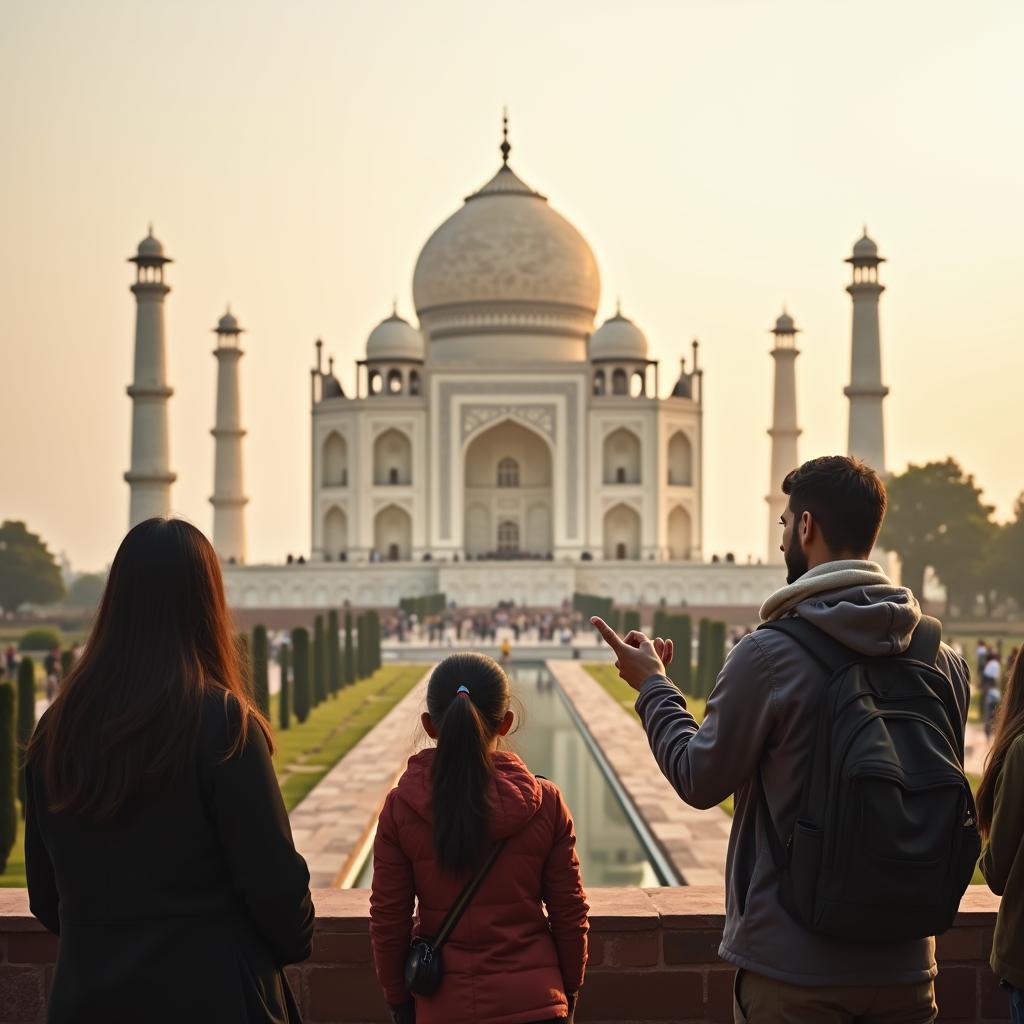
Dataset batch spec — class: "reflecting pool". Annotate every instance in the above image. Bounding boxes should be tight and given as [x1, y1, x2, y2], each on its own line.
[350, 661, 666, 887]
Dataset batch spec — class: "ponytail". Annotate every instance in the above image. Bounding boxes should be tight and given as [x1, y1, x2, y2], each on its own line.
[427, 653, 510, 875]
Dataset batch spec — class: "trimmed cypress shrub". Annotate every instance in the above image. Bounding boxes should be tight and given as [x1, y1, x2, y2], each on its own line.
[236, 633, 252, 700]
[278, 642, 291, 731]
[668, 614, 693, 695]
[366, 610, 381, 673]
[292, 628, 311, 724]
[252, 625, 270, 718]
[696, 618, 712, 699]
[343, 610, 354, 686]
[328, 609, 341, 697]
[313, 615, 327, 706]
[356, 614, 369, 681]
[653, 609, 669, 644]
[60, 650, 73, 678]
[621, 609, 641, 636]
[709, 620, 728, 692]
[16, 657, 35, 817]
[0, 683, 16, 873]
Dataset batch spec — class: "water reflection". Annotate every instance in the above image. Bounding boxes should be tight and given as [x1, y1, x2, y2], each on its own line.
[506, 663, 661, 887]
[351, 662, 661, 888]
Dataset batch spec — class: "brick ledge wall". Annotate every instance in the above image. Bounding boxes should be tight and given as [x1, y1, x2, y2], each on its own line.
[0, 888, 1006, 1023]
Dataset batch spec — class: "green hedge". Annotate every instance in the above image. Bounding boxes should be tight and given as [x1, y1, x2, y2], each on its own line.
[328, 609, 340, 697]
[278, 642, 291, 731]
[252, 625, 270, 718]
[313, 616, 327, 707]
[572, 593, 614, 622]
[16, 657, 34, 816]
[18, 628, 60, 653]
[292, 628, 311, 724]
[343, 610, 354, 686]
[0, 683, 16, 873]
[399, 594, 446, 618]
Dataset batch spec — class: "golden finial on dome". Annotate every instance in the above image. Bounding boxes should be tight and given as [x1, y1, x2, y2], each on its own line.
[501, 107, 511, 166]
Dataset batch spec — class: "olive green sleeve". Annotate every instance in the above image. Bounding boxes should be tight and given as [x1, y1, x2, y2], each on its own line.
[980, 737, 1024, 896]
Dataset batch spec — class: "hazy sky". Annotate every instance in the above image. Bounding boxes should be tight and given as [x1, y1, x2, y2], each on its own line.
[3, 0, 1022, 572]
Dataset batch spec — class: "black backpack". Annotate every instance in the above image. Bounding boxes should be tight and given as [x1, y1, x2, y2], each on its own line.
[756, 615, 980, 943]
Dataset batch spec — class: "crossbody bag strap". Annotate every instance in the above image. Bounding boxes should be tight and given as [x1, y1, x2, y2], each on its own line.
[432, 839, 507, 951]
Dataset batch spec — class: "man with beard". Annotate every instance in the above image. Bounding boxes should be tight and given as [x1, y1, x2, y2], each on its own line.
[592, 455, 970, 1024]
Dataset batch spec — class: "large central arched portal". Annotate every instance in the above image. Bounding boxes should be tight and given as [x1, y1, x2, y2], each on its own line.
[464, 419, 553, 558]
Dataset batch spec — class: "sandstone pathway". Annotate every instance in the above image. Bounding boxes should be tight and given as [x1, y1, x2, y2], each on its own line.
[289, 670, 429, 888]
[547, 661, 731, 885]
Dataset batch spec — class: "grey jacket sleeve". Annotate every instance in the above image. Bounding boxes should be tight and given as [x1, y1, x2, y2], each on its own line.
[634, 634, 777, 809]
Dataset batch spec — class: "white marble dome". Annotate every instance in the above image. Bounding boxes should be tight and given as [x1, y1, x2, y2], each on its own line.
[366, 311, 424, 362]
[412, 164, 600, 319]
[589, 311, 648, 361]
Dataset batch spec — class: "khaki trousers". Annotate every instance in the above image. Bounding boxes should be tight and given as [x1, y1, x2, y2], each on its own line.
[733, 969, 937, 1024]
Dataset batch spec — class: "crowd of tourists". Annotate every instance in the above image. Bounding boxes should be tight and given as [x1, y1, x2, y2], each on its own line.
[380, 605, 589, 646]
[18, 456, 1024, 1023]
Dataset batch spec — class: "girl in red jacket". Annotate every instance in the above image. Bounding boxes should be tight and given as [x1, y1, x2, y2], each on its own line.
[370, 652, 589, 1024]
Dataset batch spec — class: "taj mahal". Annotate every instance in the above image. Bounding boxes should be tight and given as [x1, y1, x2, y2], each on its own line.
[122, 122, 890, 611]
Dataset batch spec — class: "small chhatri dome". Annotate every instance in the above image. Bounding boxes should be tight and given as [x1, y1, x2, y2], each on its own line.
[137, 226, 165, 258]
[321, 373, 345, 399]
[589, 307, 648, 362]
[366, 309, 424, 362]
[130, 225, 171, 265]
[773, 310, 797, 334]
[848, 227, 883, 263]
[671, 359, 693, 399]
[215, 308, 242, 334]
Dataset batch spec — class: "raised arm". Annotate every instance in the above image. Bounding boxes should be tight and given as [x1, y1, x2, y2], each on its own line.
[635, 634, 777, 809]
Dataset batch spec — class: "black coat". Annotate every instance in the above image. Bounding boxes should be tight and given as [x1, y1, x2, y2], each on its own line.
[25, 694, 314, 1024]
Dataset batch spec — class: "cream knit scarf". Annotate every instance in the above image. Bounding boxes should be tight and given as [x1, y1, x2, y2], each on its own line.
[759, 559, 892, 623]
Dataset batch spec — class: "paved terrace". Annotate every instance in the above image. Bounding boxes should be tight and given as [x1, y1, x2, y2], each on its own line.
[289, 671, 430, 887]
[548, 660, 732, 885]
[0, 888, 1005, 1023]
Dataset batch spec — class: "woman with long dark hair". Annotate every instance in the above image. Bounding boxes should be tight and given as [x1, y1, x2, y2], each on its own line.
[978, 646, 1024, 1020]
[25, 518, 314, 1023]
[369, 652, 588, 1024]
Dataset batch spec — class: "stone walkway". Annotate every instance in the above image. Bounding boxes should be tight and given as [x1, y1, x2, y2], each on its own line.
[546, 661, 731, 886]
[289, 670, 429, 888]
[964, 720, 991, 777]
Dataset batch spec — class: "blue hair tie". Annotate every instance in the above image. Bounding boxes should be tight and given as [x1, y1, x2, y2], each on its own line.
[456, 685, 470, 697]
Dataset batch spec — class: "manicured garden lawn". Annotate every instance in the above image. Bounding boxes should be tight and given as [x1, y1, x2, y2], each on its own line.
[272, 664, 427, 811]
[583, 663, 731, 815]
[0, 665, 428, 888]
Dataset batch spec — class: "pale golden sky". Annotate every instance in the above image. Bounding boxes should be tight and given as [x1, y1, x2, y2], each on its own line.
[3, 0, 1022, 571]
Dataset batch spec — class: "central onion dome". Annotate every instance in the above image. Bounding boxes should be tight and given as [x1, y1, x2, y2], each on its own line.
[412, 123, 600, 361]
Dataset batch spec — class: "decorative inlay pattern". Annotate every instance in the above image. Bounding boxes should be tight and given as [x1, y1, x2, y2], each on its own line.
[460, 403, 556, 444]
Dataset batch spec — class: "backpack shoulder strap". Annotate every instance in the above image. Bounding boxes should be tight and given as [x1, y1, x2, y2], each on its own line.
[756, 616, 856, 674]
[903, 615, 942, 666]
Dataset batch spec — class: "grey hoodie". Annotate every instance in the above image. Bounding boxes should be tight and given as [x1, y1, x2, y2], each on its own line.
[635, 573, 971, 986]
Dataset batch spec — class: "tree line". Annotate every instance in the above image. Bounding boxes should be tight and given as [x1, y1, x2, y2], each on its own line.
[880, 458, 1024, 616]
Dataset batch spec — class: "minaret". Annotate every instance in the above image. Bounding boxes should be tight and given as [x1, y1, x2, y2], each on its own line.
[125, 227, 176, 528]
[210, 309, 248, 563]
[844, 229, 888, 472]
[766, 311, 801, 564]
